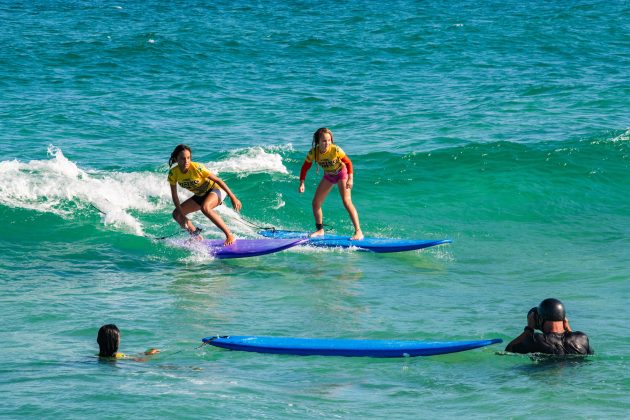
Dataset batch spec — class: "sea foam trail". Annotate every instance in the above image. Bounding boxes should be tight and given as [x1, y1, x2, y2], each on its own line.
[611, 128, 629, 142]
[208, 146, 290, 176]
[0, 145, 290, 237]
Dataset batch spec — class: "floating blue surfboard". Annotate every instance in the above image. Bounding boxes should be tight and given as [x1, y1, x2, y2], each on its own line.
[202, 335, 502, 357]
[259, 230, 451, 253]
[171, 238, 307, 259]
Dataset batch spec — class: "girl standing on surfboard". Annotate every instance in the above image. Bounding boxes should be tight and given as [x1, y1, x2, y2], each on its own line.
[298, 128, 364, 240]
[168, 144, 242, 246]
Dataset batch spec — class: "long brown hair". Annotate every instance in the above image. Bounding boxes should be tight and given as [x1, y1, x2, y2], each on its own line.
[169, 144, 191, 167]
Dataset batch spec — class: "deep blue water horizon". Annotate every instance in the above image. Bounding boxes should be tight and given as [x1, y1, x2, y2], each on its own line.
[1, 1, 629, 418]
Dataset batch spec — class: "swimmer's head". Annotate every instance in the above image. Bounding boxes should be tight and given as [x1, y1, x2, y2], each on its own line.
[97, 324, 121, 357]
[537, 298, 566, 327]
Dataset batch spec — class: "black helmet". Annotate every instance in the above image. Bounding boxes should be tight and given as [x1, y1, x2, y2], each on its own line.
[537, 298, 566, 323]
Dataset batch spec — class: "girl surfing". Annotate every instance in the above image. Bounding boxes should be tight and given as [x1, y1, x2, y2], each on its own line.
[168, 144, 242, 246]
[298, 128, 363, 240]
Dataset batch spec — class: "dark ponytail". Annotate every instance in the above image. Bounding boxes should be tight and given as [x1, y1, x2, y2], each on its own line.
[169, 144, 191, 166]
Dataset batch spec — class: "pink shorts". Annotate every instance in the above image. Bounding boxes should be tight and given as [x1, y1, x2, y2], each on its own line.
[323, 166, 348, 184]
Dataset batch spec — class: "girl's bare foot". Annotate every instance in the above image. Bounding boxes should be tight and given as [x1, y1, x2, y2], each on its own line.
[224, 235, 235, 246]
[310, 229, 325, 237]
[350, 230, 364, 241]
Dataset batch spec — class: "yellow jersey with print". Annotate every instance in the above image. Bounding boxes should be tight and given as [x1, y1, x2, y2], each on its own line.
[167, 162, 218, 196]
[305, 145, 346, 175]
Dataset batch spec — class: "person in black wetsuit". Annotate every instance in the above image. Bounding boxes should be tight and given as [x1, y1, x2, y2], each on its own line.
[505, 298, 594, 355]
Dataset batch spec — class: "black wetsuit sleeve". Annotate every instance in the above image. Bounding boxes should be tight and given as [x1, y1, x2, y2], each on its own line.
[506, 332, 539, 354]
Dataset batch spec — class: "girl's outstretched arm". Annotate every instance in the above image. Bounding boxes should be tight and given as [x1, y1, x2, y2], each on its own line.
[132, 348, 160, 362]
[208, 173, 242, 212]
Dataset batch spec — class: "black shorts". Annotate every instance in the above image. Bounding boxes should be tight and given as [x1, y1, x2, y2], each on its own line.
[191, 191, 210, 206]
[191, 189, 225, 206]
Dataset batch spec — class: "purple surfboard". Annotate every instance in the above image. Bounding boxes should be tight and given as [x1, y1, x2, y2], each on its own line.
[172, 238, 307, 259]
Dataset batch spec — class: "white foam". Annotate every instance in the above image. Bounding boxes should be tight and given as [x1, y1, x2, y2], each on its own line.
[265, 143, 294, 153]
[0, 146, 293, 238]
[167, 238, 217, 264]
[208, 146, 288, 176]
[611, 129, 629, 142]
[272, 193, 285, 210]
[290, 244, 356, 255]
[0, 146, 166, 234]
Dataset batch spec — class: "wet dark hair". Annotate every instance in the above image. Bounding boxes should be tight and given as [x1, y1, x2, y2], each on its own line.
[169, 144, 192, 166]
[97, 324, 120, 357]
[312, 128, 334, 164]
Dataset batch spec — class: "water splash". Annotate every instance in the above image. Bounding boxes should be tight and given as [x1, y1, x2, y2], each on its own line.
[0, 146, 292, 238]
[208, 147, 288, 176]
[0, 146, 159, 234]
[611, 129, 629, 142]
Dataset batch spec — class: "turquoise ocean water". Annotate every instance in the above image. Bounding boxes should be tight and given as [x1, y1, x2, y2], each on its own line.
[1, 1, 629, 417]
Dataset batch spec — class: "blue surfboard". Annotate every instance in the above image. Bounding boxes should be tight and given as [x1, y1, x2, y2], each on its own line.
[171, 238, 307, 259]
[259, 230, 451, 253]
[202, 335, 502, 357]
